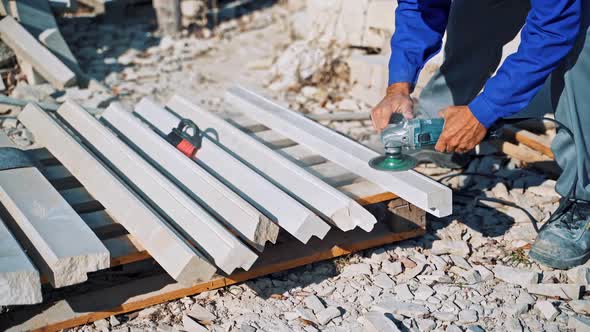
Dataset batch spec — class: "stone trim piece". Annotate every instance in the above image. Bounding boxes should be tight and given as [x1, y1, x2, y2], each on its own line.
[102, 103, 279, 251]
[225, 85, 452, 217]
[0, 16, 75, 89]
[136, 98, 331, 243]
[18, 103, 216, 285]
[167, 94, 377, 232]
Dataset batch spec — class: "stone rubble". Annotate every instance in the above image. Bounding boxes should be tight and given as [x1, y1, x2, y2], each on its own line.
[2, 1, 585, 332]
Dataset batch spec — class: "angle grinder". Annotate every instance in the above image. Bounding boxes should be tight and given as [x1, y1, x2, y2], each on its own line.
[369, 113, 445, 172]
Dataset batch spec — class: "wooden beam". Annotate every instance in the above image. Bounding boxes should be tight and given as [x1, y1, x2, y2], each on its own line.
[225, 86, 452, 217]
[168, 95, 377, 232]
[135, 98, 331, 244]
[61, 102, 257, 274]
[102, 103, 279, 251]
[18, 103, 215, 285]
[503, 125, 554, 159]
[0, 17, 75, 89]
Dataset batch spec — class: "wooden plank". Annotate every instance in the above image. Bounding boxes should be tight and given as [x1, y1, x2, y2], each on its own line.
[103, 103, 279, 251]
[1, 199, 425, 332]
[167, 95, 376, 232]
[0, 167, 109, 288]
[18, 103, 216, 285]
[62, 102, 256, 274]
[226, 86, 453, 217]
[339, 181, 398, 205]
[0, 216, 42, 305]
[503, 125, 554, 159]
[136, 98, 331, 244]
[0, 17, 75, 89]
[103, 235, 147, 266]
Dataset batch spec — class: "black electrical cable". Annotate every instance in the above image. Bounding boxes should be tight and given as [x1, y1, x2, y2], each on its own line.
[438, 116, 578, 234]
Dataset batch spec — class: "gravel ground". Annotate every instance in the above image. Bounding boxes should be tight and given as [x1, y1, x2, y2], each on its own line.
[1, 2, 589, 332]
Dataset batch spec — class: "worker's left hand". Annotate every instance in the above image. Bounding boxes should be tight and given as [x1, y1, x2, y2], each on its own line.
[435, 106, 487, 154]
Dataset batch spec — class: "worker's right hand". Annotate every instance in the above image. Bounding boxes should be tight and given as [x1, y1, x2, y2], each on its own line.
[371, 82, 414, 132]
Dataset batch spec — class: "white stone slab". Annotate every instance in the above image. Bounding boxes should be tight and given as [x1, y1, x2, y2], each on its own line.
[225, 86, 452, 217]
[60, 102, 257, 274]
[0, 16, 75, 89]
[166, 95, 376, 231]
[18, 103, 216, 285]
[0, 167, 109, 287]
[102, 103, 279, 251]
[136, 98, 331, 243]
[0, 216, 42, 305]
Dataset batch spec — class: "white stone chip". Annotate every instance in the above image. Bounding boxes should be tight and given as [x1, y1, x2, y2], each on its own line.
[472, 265, 494, 281]
[381, 261, 403, 276]
[431, 240, 471, 257]
[413, 284, 435, 301]
[568, 315, 590, 331]
[304, 295, 325, 313]
[316, 306, 341, 325]
[373, 297, 430, 318]
[535, 301, 559, 321]
[526, 284, 582, 300]
[372, 273, 395, 289]
[569, 299, 590, 315]
[188, 303, 216, 322]
[504, 302, 530, 317]
[566, 266, 590, 284]
[394, 284, 414, 301]
[182, 314, 208, 332]
[358, 311, 401, 332]
[415, 318, 436, 332]
[493, 265, 540, 286]
[342, 263, 371, 277]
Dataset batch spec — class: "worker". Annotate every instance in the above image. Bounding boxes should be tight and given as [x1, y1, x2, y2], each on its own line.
[371, 0, 590, 269]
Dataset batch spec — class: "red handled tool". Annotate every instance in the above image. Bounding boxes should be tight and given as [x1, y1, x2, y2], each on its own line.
[166, 118, 202, 158]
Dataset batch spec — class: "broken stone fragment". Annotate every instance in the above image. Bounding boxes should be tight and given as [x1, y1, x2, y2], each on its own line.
[535, 301, 559, 321]
[569, 299, 590, 315]
[526, 284, 583, 300]
[373, 297, 430, 318]
[342, 263, 371, 277]
[431, 240, 471, 257]
[358, 311, 402, 332]
[315, 306, 341, 325]
[187, 303, 216, 322]
[304, 295, 325, 313]
[493, 265, 540, 286]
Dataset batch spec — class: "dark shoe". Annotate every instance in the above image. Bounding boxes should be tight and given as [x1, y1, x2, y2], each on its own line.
[405, 145, 471, 169]
[529, 199, 590, 269]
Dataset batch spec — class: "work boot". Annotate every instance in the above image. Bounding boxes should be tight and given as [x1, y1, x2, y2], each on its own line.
[529, 199, 590, 269]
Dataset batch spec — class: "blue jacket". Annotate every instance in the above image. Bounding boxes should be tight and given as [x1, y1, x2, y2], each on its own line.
[388, 0, 583, 128]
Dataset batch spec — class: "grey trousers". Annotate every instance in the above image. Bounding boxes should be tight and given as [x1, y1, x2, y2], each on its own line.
[418, 0, 590, 201]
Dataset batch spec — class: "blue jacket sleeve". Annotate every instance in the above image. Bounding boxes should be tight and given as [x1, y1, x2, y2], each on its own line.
[469, 0, 582, 128]
[388, 0, 451, 85]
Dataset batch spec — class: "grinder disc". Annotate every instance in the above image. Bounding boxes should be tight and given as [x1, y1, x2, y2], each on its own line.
[369, 154, 418, 172]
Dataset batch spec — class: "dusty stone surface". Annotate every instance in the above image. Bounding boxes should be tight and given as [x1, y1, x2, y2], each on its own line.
[1, 1, 586, 331]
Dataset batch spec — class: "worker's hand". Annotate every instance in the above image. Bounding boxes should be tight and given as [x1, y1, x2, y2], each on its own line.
[435, 105, 487, 153]
[371, 82, 414, 132]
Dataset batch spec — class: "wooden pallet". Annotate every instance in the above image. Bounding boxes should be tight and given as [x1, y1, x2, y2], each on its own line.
[0, 114, 426, 332]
